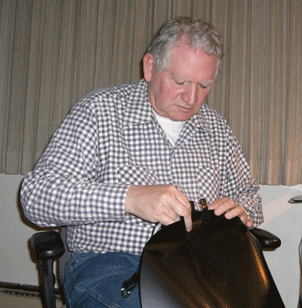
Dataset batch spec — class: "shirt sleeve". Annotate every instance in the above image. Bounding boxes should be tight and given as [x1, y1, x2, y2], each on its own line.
[20, 97, 130, 228]
[224, 129, 264, 227]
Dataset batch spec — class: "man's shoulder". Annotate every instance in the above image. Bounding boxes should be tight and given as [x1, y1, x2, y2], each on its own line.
[74, 80, 146, 113]
[83, 82, 139, 103]
[200, 104, 228, 126]
[197, 103, 236, 142]
[64, 80, 148, 126]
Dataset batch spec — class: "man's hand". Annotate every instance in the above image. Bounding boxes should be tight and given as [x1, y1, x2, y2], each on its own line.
[125, 185, 192, 232]
[208, 197, 253, 228]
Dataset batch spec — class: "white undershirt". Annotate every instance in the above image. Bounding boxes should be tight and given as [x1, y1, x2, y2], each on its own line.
[153, 111, 186, 146]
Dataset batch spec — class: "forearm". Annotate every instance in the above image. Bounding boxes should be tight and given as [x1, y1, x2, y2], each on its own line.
[20, 168, 130, 227]
[233, 182, 264, 227]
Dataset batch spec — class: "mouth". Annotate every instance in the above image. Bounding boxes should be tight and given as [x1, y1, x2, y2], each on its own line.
[177, 105, 194, 113]
[169, 106, 195, 121]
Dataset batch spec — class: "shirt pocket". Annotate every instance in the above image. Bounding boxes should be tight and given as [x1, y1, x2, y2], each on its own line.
[117, 164, 158, 186]
[196, 165, 220, 205]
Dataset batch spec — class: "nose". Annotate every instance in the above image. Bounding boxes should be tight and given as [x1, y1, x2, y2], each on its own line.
[181, 84, 198, 106]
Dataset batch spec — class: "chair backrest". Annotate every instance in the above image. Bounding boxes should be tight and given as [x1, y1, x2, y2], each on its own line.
[140, 210, 285, 307]
[57, 227, 72, 287]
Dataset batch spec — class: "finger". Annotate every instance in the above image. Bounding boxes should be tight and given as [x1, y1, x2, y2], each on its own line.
[236, 212, 253, 228]
[173, 191, 192, 232]
[172, 200, 192, 232]
[244, 218, 253, 228]
[183, 212, 193, 232]
[213, 199, 236, 216]
[153, 190, 189, 224]
[224, 204, 245, 219]
[224, 205, 254, 228]
[159, 213, 180, 226]
[159, 205, 192, 231]
[208, 197, 229, 211]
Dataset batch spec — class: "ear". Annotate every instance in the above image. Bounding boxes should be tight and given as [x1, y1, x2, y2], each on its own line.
[143, 53, 156, 82]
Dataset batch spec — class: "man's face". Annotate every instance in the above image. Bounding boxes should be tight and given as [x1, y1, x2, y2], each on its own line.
[143, 40, 218, 122]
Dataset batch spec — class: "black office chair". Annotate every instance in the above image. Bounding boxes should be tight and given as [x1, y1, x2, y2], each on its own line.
[30, 228, 68, 308]
[30, 210, 283, 308]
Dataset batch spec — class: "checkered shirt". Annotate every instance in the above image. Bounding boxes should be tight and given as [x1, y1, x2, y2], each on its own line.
[20, 79, 264, 255]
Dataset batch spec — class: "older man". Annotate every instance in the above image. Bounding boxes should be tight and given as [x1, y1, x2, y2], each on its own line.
[21, 17, 263, 307]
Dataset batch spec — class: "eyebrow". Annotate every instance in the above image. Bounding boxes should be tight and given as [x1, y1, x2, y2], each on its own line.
[169, 71, 214, 87]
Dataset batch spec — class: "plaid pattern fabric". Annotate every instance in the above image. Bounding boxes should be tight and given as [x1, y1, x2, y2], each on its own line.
[21, 79, 264, 255]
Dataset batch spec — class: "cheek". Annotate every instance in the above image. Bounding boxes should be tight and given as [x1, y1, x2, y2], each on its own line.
[199, 87, 212, 103]
[200, 90, 210, 102]
[157, 85, 179, 104]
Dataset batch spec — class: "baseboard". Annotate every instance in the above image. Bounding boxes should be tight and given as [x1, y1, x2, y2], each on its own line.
[0, 281, 61, 298]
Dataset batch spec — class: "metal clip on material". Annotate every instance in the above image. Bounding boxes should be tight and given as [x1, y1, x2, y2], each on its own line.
[189, 198, 208, 213]
[199, 198, 208, 211]
[121, 271, 140, 299]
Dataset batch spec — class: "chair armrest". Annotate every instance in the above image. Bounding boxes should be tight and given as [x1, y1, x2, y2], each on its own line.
[31, 231, 65, 260]
[250, 228, 281, 249]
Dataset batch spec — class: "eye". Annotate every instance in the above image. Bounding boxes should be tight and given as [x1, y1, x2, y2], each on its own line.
[199, 83, 209, 89]
[175, 80, 185, 86]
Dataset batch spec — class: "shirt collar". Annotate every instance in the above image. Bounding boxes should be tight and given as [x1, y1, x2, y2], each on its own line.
[189, 105, 212, 135]
[123, 79, 154, 128]
[123, 79, 212, 135]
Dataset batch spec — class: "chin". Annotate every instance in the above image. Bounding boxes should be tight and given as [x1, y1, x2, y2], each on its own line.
[172, 113, 194, 122]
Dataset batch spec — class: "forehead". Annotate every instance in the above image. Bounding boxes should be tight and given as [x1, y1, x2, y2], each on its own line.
[167, 43, 218, 82]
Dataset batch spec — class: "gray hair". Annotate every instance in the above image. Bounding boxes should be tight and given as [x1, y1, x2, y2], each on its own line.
[147, 17, 224, 77]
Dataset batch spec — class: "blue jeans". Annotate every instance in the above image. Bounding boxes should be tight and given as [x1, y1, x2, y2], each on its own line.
[64, 251, 141, 307]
